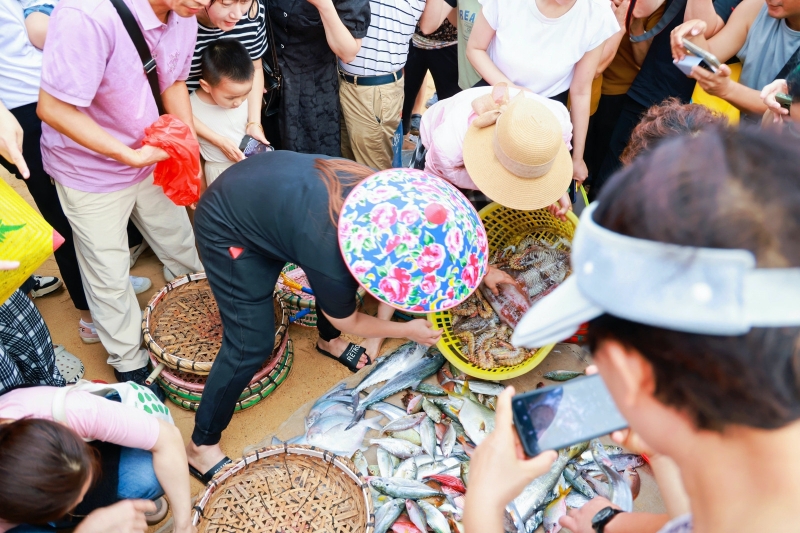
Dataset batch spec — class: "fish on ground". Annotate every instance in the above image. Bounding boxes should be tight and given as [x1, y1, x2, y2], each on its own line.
[419, 416, 437, 459]
[543, 370, 585, 382]
[405, 499, 428, 533]
[543, 485, 570, 533]
[369, 477, 446, 499]
[377, 447, 396, 478]
[351, 342, 427, 398]
[394, 457, 418, 480]
[373, 498, 405, 533]
[305, 416, 382, 456]
[380, 413, 427, 435]
[441, 422, 456, 458]
[370, 438, 425, 459]
[458, 398, 496, 445]
[417, 500, 451, 533]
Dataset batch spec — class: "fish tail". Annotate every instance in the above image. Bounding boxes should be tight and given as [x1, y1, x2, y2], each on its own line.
[346, 408, 365, 430]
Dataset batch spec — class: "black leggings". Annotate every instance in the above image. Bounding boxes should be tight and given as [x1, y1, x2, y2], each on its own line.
[1, 103, 89, 311]
[191, 235, 342, 446]
[402, 43, 461, 134]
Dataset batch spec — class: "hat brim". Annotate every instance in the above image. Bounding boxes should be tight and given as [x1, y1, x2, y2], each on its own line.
[511, 276, 603, 348]
[463, 122, 573, 211]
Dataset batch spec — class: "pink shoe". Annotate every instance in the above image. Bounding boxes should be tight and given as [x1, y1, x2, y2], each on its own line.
[79, 319, 101, 344]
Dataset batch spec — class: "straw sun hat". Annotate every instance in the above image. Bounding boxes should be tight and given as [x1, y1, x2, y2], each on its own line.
[463, 93, 573, 211]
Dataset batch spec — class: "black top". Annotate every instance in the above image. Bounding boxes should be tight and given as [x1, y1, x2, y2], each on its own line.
[627, 0, 742, 107]
[269, 0, 370, 75]
[195, 151, 360, 319]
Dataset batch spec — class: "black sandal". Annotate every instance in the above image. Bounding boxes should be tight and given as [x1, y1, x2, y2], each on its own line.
[316, 342, 371, 373]
[188, 456, 231, 485]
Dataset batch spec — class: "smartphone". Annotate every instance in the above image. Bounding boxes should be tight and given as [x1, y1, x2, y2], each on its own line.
[776, 93, 793, 111]
[682, 38, 721, 71]
[511, 374, 628, 457]
[239, 134, 273, 157]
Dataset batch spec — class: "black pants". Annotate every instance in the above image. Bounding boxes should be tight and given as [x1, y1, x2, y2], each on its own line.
[191, 230, 341, 446]
[591, 96, 647, 200]
[402, 44, 461, 134]
[585, 93, 627, 186]
[1, 103, 89, 311]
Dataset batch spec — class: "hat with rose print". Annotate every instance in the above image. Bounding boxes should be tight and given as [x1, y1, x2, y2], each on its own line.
[338, 168, 489, 313]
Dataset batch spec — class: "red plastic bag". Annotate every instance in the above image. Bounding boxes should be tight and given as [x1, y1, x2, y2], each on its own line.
[142, 114, 201, 206]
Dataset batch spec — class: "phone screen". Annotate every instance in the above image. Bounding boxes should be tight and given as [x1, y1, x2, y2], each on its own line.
[512, 374, 628, 456]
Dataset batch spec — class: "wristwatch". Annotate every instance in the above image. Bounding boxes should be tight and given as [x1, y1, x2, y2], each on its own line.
[591, 506, 624, 533]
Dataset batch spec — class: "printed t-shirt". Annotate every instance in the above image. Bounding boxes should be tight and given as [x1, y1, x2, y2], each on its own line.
[39, 0, 197, 193]
[187, 0, 268, 92]
[479, 0, 619, 97]
[457, 0, 482, 89]
[190, 91, 249, 163]
[0, 387, 159, 450]
[0, 0, 41, 110]
[602, 4, 665, 96]
[195, 151, 360, 320]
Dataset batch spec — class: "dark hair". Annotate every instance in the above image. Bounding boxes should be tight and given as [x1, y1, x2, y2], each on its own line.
[588, 127, 800, 431]
[200, 39, 255, 86]
[620, 98, 727, 165]
[314, 158, 375, 226]
[0, 419, 100, 524]
[788, 65, 800, 103]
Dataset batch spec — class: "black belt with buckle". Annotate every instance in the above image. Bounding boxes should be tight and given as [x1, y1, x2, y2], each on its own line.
[339, 70, 403, 86]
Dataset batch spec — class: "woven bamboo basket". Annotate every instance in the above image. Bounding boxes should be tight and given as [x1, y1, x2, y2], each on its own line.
[142, 272, 289, 375]
[193, 444, 373, 533]
[152, 330, 290, 401]
[164, 340, 294, 412]
[430, 203, 579, 380]
[276, 263, 366, 327]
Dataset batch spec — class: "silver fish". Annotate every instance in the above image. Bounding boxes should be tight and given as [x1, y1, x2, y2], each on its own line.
[373, 498, 405, 533]
[394, 457, 418, 480]
[406, 393, 424, 414]
[563, 464, 596, 499]
[389, 429, 422, 446]
[422, 398, 444, 423]
[369, 401, 408, 422]
[578, 453, 646, 472]
[415, 456, 463, 480]
[543, 370, 585, 382]
[405, 499, 428, 533]
[577, 446, 625, 463]
[351, 449, 369, 476]
[623, 467, 641, 500]
[444, 378, 506, 396]
[377, 448, 396, 478]
[581, 471, 610, 499]
[368, 465, 381, 476]
[417, 500, 450, 533]
[305, 417, 382, 456]
[348, 348, 445, 428]
[369, 438, 425, 459]
[565, 491, 590, 509]
[370, 477, 445, 499]
[460, 462, 469, 487]
[416, 382, 448, 396]
[525, 510, 544, 533]
[420, 416, 437, 459]
[441, 422, 457, 458]
[590, 439, 633, 512]
[505, 442, 588, 529]
[543, 486, 569, 533]
[305, 402, 353, 429]
[458, 398, 496, 445]
[351, 342, 427, 398]
[306, 415, 357, 436]
[380, 413, 427, 435]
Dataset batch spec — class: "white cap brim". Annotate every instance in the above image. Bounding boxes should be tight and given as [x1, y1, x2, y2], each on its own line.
[511, 276, 603, 348]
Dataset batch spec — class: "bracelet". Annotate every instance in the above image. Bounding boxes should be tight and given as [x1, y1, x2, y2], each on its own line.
[246, 122, 264, 131]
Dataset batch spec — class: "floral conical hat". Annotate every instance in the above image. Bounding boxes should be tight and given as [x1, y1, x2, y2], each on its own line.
[338, 168, 489, 313]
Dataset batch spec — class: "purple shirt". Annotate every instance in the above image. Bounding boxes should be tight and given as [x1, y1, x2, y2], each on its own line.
[40, 0, 197, 193]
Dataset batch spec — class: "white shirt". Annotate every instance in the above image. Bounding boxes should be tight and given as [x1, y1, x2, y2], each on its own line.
[190, 91, 249, 164]
[340, 0, 426, 76]
[0, 0, 43, 110]
[420, 87, 573, 190]
[480, 0, 619, 97]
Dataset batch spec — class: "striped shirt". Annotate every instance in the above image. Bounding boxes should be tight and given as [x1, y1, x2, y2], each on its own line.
[186, 0, 268, 92]
[340, 0, 425, 76]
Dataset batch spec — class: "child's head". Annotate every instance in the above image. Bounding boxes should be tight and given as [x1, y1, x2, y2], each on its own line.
[199, 39, 254, 109]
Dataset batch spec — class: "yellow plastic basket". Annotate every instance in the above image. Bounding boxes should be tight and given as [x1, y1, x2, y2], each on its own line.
[430, 203, 579, 380]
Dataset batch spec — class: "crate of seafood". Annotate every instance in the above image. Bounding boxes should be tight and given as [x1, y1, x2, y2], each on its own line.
[430, 203, 578, 379]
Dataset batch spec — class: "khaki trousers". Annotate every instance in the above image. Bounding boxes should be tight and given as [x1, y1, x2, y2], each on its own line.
[56, 174, 203, 372]
[340, 75, 404, 171]
[204, 160, 234, 186]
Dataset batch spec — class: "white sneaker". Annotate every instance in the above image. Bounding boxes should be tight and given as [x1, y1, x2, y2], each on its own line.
[130, 276, 152, 295]
[30, 275, 63, 297]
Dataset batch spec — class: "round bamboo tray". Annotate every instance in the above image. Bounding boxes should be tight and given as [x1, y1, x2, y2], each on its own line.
[152, 331, 290, 401]
[276, 263, 366, 327]
[430, 203, 579, 380]
[142, 272, 289, 375]
[164, 340, 294, 412]
[193, 444, 373, 533]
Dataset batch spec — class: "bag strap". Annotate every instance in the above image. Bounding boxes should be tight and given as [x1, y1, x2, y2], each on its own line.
[264, 0, 282, 80]
[108, 0, 166, 115]
[775, 44, 800, 81]
[626, 0, 687, 43]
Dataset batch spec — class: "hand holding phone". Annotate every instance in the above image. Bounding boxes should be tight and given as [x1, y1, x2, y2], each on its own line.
[681, 38, 721, 72]
[239, 134, 273, 157]
[512, 374, 628, 457]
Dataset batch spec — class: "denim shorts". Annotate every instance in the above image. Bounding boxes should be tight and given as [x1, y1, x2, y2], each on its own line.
[23, 4, 54, 17]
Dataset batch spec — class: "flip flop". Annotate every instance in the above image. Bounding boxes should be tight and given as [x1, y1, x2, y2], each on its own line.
[316, 342, 371, 373]
[188, 456, 231, 485]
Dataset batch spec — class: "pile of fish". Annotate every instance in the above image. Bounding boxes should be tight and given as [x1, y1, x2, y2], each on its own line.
[275, 341, 643, 533]
[451, 236, 571, 370]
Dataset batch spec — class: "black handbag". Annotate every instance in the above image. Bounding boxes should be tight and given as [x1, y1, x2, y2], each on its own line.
[262, 0, 283, 118]
[108, 0, 165, 115]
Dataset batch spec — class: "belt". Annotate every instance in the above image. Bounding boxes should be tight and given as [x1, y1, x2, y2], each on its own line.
[339, 69, 403, 86]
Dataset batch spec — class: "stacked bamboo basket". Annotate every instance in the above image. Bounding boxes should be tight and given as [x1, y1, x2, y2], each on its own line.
[276, 263, 366, 327]
[142, 272, 292, 412]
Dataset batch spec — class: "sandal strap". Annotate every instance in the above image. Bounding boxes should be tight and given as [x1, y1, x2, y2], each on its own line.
[340, 343, 366, 370]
